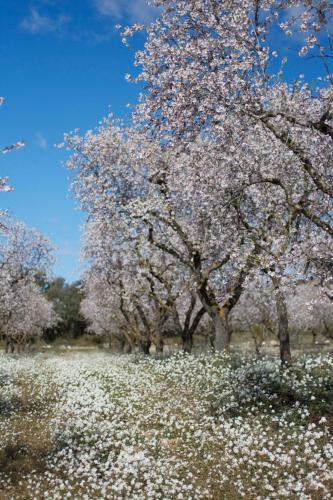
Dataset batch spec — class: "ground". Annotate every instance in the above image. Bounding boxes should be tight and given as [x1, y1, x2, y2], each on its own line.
[0, 349, 332, 499]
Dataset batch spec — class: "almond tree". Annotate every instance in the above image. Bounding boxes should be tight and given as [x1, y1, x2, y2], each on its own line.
[0, 217, 57, 352]
[121, 0, 333, 362]
[81, 216, 155, 354]
[124, 0, 332, 238]
[288, 280, 333, 344]
[81, 267, 131, 351]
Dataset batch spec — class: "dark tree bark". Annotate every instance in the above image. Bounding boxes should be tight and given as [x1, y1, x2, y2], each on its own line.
[154, 306, 165, 354]
[139, 339, 151, 355]
[182, 334, 193, 354]
[119, 338, 126, 353]
[135, 304, 153, 356]
[177, 296, 203, 353]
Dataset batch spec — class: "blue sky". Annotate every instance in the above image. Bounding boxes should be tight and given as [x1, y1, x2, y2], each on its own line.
[0, 0, 158, 282]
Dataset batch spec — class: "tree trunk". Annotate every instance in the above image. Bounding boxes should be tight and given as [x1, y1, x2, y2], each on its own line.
[196, 265, 246, 353]
[134, 304, 153, 355]
[27, 339, 32, 352]
[201, 304, 231, 352]
[119, 338, 126, 353]
[208, 331, 215, 351]
[155, 333, 164, 354]
[251, 325, 264, 356]
[182, 331, 193, 353]
[272, 277, 292, 365]
[182, 304, 206, 354]
[212, 307, 232, 352]
[124, 342, 132, 354]
[197, 285, 231, 352]
[180, 296, 195, 354]
[139, 339, 151, 355]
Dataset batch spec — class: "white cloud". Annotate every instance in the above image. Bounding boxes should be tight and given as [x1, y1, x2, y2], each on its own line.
[35, 132, 48, 150]
[94, 0, 159, 24]
[21, 7, 70, 35]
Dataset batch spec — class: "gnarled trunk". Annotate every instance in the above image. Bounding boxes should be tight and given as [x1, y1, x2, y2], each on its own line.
[211, 307, 232, 352]
[198, 292, 231, 352]
[179, 297, 206, 354]
[195, 255, 247, 352]
[194, 266, 229, 351]
[139, 338, 151, 355]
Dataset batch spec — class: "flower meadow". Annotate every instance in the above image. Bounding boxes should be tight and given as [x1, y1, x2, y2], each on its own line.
[0, 351, 332, 499]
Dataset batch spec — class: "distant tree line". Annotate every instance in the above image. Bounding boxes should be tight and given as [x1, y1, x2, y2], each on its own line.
[41, 277, 87, 343]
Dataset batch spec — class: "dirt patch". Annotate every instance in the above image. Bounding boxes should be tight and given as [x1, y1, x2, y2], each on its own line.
[0, 415, 55, 479]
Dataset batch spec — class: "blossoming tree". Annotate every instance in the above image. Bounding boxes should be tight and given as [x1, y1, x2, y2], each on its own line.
[0, 217, 57, 352]
[119, 0, 333, 362]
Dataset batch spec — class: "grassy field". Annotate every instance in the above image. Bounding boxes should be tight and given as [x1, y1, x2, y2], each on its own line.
[0, 349, 332, 499]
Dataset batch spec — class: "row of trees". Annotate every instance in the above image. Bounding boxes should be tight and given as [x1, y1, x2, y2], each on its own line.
[66, 0, 332, 364]
[42, 277, 87, 343]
